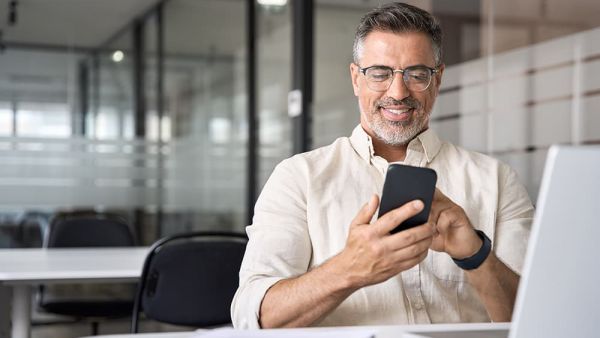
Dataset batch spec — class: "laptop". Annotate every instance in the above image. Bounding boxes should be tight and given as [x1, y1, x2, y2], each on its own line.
[398, 145, 600, 338]
[508, 145, 600, 338]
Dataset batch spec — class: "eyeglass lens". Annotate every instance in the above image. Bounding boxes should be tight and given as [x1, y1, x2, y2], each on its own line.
[364, 66, 433, 92]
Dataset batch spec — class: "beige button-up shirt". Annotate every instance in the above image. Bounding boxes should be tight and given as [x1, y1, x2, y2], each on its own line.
[231, 125, 533, 328]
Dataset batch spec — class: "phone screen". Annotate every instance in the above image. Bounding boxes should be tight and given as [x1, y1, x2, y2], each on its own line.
[378, 164, 437, 233]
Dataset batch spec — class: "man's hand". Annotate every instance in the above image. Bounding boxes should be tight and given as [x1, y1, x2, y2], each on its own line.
[428, 188, 482, 259]
[336, 194, 435, 289]
[426, 188, 523, 322]
[258, 194, 434, 328]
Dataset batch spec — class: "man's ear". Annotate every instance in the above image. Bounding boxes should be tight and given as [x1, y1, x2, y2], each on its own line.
[350, 63, 360, 97]
[433, 63, 445, 95]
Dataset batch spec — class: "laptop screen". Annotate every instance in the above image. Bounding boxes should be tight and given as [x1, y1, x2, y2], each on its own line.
[509, 145, 600, 338]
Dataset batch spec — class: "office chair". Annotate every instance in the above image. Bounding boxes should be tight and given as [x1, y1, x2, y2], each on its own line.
[131, 231, 247, 333]
[38, 211, 136, 335]
[15, 210, 50, 248]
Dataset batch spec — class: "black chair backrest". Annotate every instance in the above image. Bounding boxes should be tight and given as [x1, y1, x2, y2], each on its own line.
[38, 211, 136, 319]
[46, 213, 134, 248]
[131, 231, 247, 332]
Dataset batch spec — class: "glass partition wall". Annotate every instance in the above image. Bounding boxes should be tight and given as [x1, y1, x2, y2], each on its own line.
[0, 0, 599, 248]
[256, 2, 293, 189]
[0, 0, 248, 248]
[162, 0, 247, 236]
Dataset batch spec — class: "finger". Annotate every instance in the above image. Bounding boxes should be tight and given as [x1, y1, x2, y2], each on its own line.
[431, 188, 442, 203]
[430, 231, 444, 251]
[351, 194, 380, 227]
[430, 221, 439, 236]
[435, 209, 458, 234]
[393, 249, 430, 273]
[387, 233, 432, 260]
[430, 189, 458, 220]
[428, 190, 441, 222]
[428, 195, 451, 227]
[376, 199, 424, 234]
[433, 187, 446, 201]
[383, 223, 434, 250]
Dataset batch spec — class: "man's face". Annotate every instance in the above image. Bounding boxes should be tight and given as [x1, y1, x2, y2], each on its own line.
[350, 31, 444, 146]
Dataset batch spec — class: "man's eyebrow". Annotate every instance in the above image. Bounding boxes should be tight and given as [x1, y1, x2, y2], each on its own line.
[405, 63, 438, 69]
[363, 63, 434, 69]
[362, 64, 393, 69]
[405, 63, 431, 68]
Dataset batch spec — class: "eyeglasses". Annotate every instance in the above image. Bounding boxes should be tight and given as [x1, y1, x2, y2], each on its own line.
[357, 64, 439, 92]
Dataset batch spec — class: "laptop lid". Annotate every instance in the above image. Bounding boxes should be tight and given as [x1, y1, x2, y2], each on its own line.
[509, 145, 600, 338]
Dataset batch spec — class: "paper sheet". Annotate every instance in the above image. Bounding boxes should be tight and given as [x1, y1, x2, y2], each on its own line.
[193, 327, 377, 338]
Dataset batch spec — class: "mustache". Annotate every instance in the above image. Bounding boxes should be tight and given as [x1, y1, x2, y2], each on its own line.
[376, 97, 420, 110]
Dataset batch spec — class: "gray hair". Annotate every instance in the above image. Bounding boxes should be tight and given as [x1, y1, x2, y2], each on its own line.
[353, 2, 443, 66]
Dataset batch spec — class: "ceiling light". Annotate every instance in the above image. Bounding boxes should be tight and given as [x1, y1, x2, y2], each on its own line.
[257, 0, 287, 6]
[111, 50, 124, 63]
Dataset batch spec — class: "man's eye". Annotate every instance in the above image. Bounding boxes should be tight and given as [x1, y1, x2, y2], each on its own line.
[371, 73, 388, 79]
[368, 70, 390, 81]
[408, 72, 428, 81]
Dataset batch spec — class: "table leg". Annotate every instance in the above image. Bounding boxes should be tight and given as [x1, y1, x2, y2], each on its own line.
[12, 285, 32, 338]
[0, 285, 11, 338]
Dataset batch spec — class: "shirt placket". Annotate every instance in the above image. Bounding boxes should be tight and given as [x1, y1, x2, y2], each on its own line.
[399, 148, 431, 323]
[372, 156, 388, 177]
[400, 265, 431, 324]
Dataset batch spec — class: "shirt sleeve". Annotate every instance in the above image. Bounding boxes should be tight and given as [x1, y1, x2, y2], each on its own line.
[230, 157, 312, 329]
[493, 163, 535, 274]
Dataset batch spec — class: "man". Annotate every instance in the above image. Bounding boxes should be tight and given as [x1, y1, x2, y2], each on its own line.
[231, 2, 533, 329]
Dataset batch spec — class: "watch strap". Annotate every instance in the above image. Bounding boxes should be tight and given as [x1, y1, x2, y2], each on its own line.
[452, 229, 492, 270]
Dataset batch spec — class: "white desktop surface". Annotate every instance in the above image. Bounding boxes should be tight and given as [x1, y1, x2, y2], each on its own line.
[0, 247, 149, 338]
[82, 323, 511, 338]
[83, 333, 193, 338]
[380, 322, 510, 338]
[82, 332, 193, 338]
[0, 247, 148, 284]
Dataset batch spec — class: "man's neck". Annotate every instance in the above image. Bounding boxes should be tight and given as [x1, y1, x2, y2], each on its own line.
[372, 137, 408, 162]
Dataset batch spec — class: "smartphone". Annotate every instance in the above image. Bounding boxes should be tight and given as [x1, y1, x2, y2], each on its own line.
[378, 164, 437, 234]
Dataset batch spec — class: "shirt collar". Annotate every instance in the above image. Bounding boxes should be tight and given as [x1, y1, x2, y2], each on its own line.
[349, 124, 442, 164]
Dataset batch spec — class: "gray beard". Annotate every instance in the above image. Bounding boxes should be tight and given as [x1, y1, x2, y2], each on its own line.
[368, 110, 429, 146]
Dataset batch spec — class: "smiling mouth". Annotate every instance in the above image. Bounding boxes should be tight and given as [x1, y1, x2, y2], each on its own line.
[380, 107, 414, 122]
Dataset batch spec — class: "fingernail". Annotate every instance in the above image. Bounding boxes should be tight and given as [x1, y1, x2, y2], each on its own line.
[413, 200, 424, 210]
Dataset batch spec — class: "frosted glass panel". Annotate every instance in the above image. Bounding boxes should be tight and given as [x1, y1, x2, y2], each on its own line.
[0, 137, 160, 209]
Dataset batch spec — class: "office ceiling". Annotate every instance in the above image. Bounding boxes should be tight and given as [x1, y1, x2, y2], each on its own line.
[0, 0, 597, 55]
[0, 0, 162, 48]
[0, 0, 364, 57]
[0, 0, 444, 53]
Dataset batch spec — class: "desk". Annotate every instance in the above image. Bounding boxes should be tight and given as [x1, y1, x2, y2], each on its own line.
[82, 333, 192, 338]
[0, 247, 148, 338]
[81, 323, 511, 338]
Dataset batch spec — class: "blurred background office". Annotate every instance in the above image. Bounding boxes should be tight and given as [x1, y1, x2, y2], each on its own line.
[0, 0, 598, 336]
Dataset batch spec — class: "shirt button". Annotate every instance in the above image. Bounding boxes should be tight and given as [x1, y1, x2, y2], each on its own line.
[414, 300, 424, 310]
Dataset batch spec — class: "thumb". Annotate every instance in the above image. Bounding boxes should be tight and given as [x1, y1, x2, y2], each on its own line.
[351, 194, 379, 227]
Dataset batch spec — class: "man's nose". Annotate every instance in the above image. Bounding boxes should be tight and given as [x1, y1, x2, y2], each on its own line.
[385, 72, 410, 101]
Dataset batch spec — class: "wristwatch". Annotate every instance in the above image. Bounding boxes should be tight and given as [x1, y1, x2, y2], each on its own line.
[452, 229, 491, 270]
